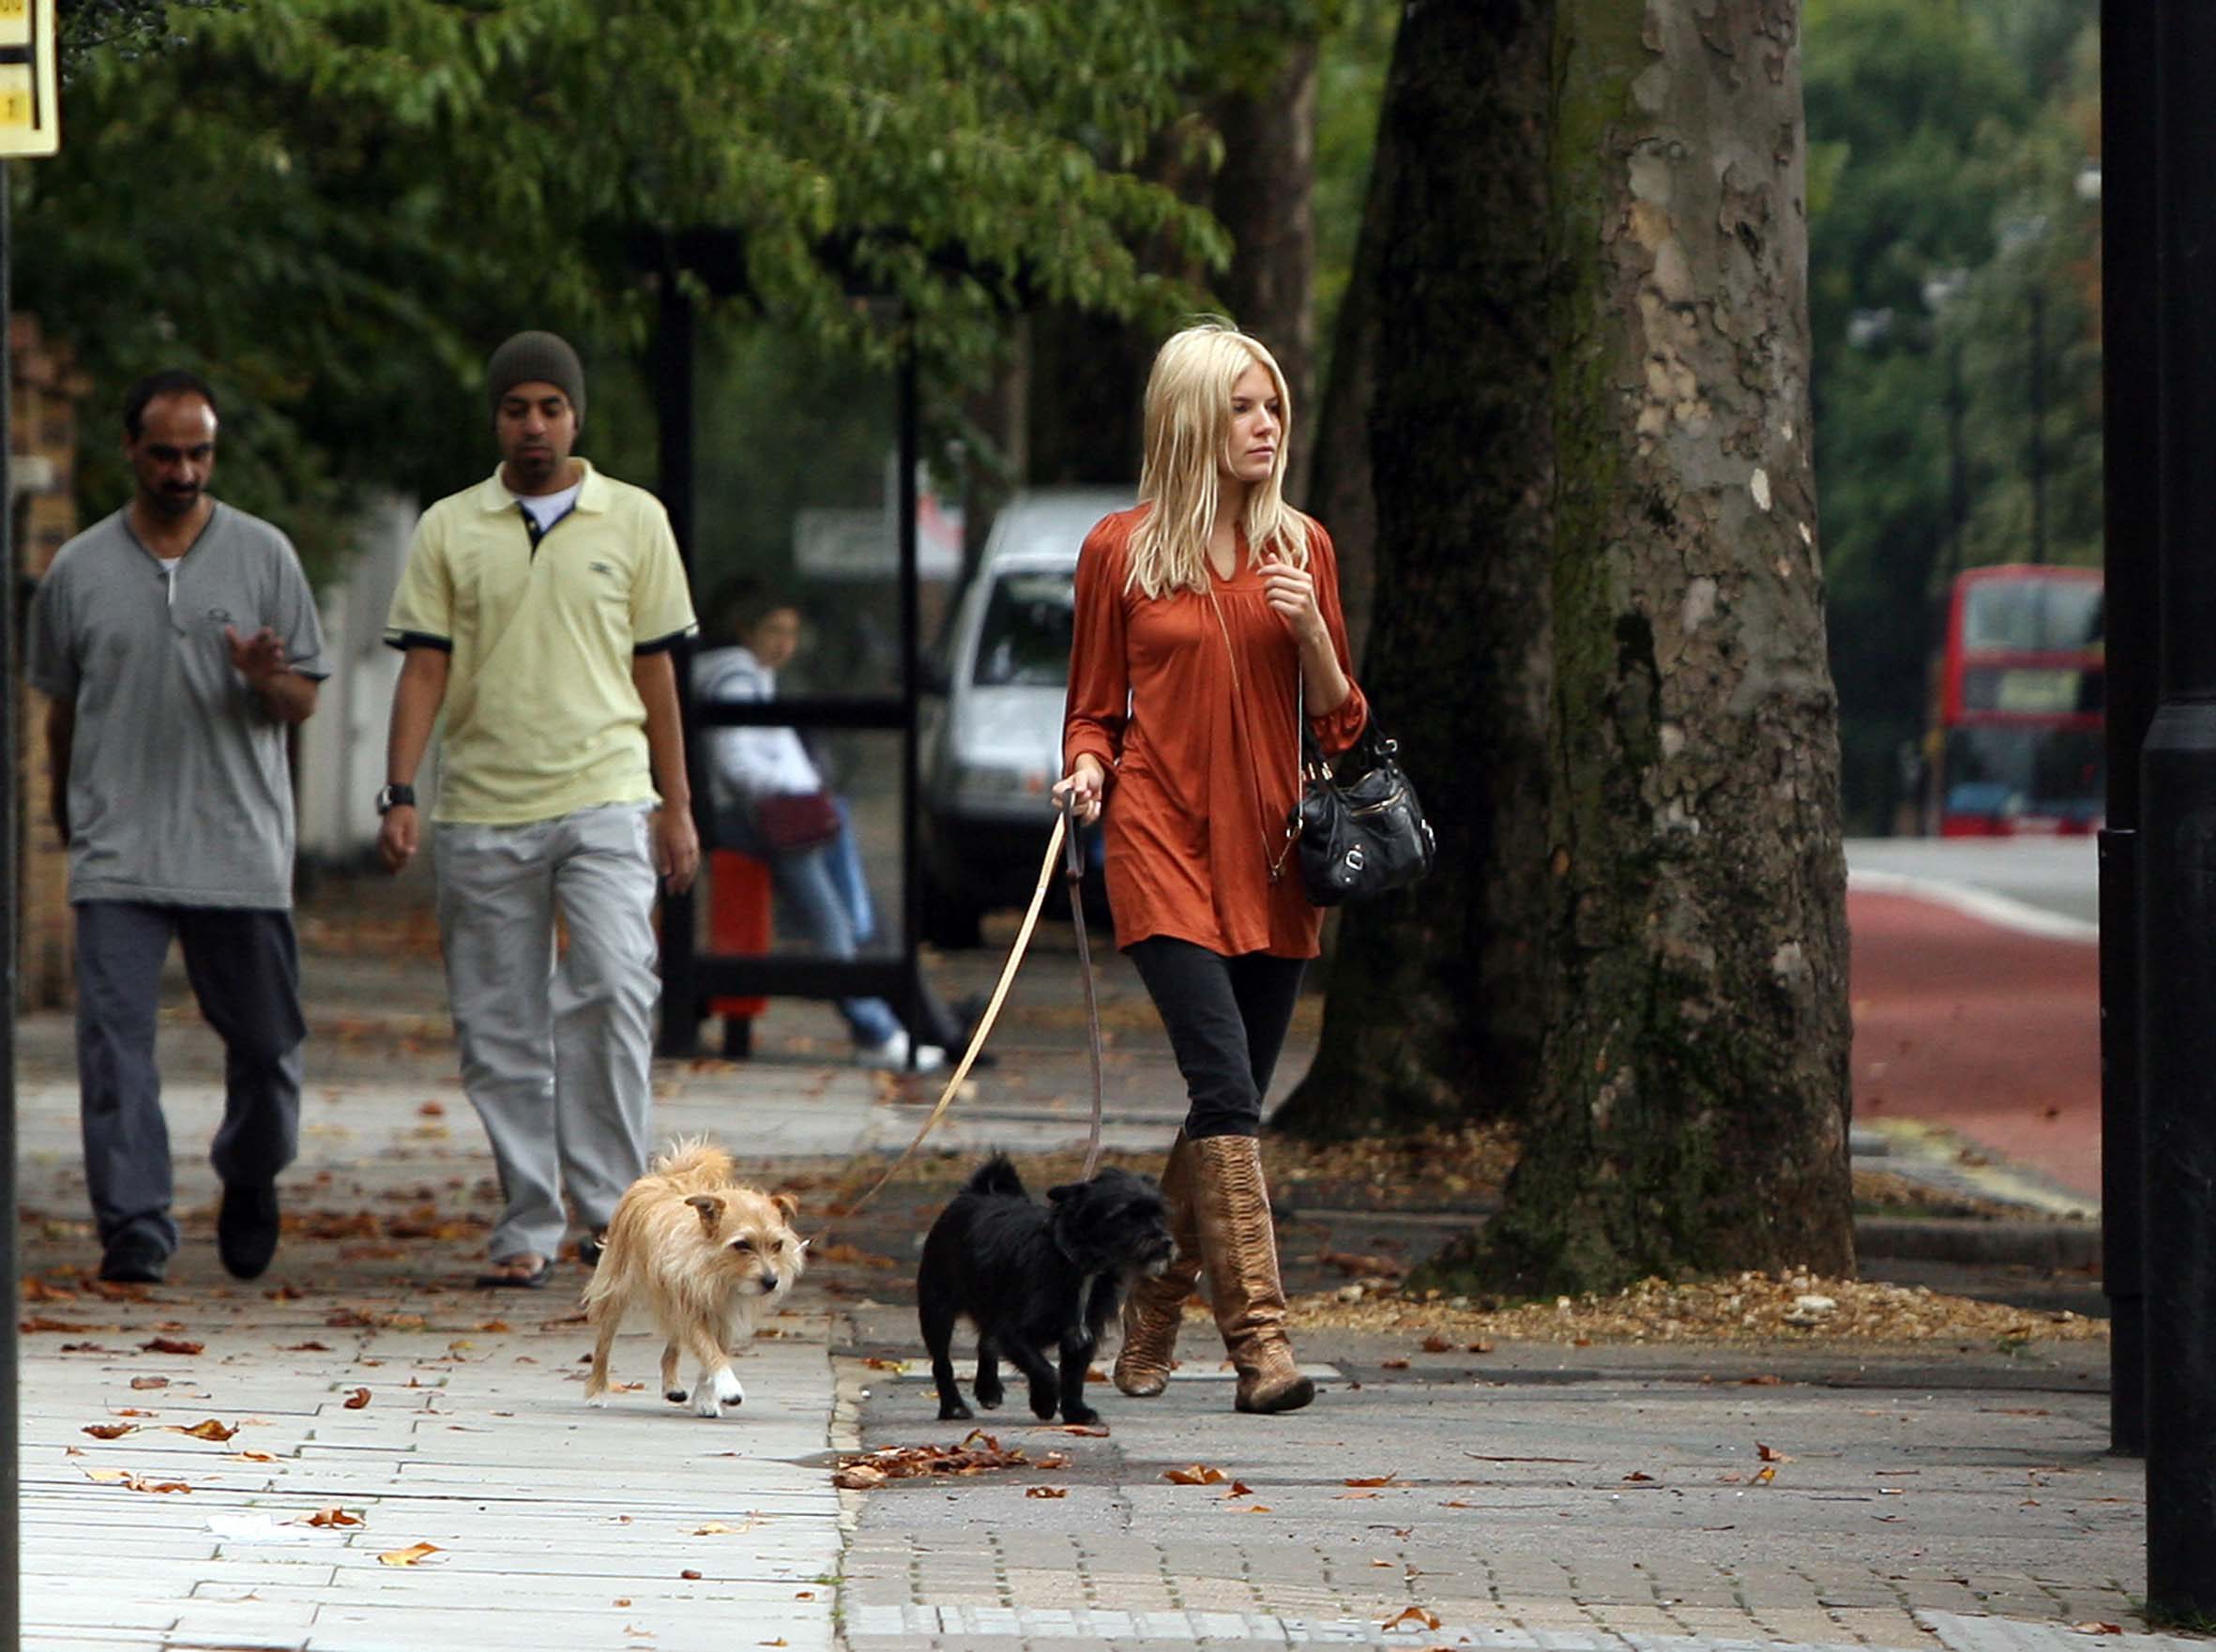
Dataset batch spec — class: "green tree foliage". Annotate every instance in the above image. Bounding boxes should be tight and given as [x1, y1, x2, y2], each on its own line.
[18, 0, 1227, 574]
[1806, 0, 2101, 830]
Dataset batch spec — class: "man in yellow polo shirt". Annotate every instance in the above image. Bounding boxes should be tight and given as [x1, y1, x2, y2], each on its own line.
[376, 330, 699, 1287]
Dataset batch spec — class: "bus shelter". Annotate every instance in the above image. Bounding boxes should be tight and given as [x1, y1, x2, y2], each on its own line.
[644, 245, 944, 1062]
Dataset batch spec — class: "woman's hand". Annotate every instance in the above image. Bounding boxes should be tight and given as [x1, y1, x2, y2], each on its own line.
[1051, 754, 1107, 826]
[1259, 553, 1328, 646]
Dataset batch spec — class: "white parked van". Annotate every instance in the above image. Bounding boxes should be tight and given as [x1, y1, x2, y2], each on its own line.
[920, 487, 1132, 947]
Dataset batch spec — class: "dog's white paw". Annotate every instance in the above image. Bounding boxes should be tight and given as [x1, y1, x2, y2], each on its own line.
[713, 1370, 745, 1406]
[692, 1391, 723, 1418]
[586, 1391, 610, 1408]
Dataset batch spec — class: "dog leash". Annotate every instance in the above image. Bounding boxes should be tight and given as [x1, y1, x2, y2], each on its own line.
[1062, 793, 1106, 1181]
[837, 796, 1100, 1220]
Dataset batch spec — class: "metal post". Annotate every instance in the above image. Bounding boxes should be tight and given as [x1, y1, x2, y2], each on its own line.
[896, 337, 923, 1061]
[0, 154, 23, 1652]
[2100, 0, 2155, 1462]
[2029, 285, 2048, 567]
[654, 273, 702, 1057]
[2141, 0, 2216, 1614]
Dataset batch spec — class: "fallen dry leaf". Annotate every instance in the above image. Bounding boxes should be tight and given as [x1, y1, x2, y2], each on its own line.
[1380, 1358, 1411, 1371]
[281, 1342, 330, 1353]
[83, 1467, 192, 1493]
[1623, 1471, 1656, 1483]
[227, 1451, 278, 1463]
[1753, 1465, 1778, 1486]
[129, 1377, 169, 1390]
[300, 1508, 362, 1528]
[168, 1419, 238, 1442]
[680, 1569, 703, 1580]
[82, 1424, 135, 1441]
[1756, 1443, 1793, 1463]
[377, 1542, 442, 1567]
[1421, 1336, 1453, 1353]
[2072, 1624, 2122, 1637]
[1162, 1463, 1229, 1486]
[141, 1338, 204, 1356]
[1335, 1490, 1379, 1500]
[21, 1317, 90, 1334]
[1220, 1480, 1256, 1499]
[342, 1388, 372, 1410]
[1344, 1473, 1401, 1487]
[863, 1357, 908, 1372]
[1025, 1486, 1067, 1499]
[1035, 1451, 1070, 1470]
[812, 1242, 897, 1269]
[1382, 1606, 1442, 1631]
[833, 1464, 887, 1491]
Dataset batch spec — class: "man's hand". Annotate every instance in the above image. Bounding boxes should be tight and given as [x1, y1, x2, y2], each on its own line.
[377, 805, 418, 873]
[653, 806, 700, 894]
[225, 625, 290, 684]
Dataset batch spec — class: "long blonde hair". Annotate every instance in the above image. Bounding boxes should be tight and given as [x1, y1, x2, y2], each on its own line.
[1127, 320, 1312, 599]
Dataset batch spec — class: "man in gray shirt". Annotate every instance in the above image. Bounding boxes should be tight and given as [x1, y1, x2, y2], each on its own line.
[27, 370, 329, 1284]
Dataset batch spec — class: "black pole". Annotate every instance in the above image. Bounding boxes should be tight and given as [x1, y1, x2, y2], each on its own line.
[2029, 285, 2048, 567]
[654, 273, 703, 1058]
[2100, 0, 2155, 1462]
[897, 336, 923, 1066]
[0, 154, 23, 1652]
[2141, 0, 2216, 1616]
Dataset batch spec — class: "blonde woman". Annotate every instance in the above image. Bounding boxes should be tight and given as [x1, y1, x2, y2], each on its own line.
[1053, 321, 1366, 1415]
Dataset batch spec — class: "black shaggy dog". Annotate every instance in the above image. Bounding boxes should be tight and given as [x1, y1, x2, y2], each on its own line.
[918, 1156, 1176, 1426]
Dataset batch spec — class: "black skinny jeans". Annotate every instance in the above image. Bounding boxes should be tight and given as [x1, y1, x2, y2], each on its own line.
[1126, 936, 1308, 1140]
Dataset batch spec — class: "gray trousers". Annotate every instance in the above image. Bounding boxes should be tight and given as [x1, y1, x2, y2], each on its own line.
[76, 902, 305, 1255]
[435, 803, 660, 1262]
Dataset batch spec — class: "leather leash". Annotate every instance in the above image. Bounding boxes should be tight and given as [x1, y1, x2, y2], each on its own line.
[835, 795, 1100, 1220]
[1062, 792, 1106, 1180]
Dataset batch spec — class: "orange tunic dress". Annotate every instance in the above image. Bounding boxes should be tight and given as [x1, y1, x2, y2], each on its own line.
[1063, 507, 1369, 960]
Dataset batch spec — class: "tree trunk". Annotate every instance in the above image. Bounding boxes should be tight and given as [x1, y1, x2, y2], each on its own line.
[1450, 0, 1853, 1293]
[1302, 85, 1389, 671]
[1211, 43, 1321, 502]
[1272, 0, 1558, 1140]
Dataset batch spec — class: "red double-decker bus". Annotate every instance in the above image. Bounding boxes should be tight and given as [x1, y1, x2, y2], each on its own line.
[1931, 564, 2104, 836]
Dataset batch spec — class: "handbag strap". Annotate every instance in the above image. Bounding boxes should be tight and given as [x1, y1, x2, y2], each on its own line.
[1204, 581, 1303, 884]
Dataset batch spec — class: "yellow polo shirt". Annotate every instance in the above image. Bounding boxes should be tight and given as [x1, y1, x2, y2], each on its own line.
[385, 462, 698, 825]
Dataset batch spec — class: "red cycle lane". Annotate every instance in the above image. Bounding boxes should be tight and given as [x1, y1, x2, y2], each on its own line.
[1849, 888, 2102, 1201]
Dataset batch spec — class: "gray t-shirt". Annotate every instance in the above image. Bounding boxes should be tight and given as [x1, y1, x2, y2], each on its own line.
[27, 503, 330, 909]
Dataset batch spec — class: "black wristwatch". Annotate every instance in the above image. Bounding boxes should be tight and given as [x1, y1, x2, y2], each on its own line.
[376, 783, 417, 815]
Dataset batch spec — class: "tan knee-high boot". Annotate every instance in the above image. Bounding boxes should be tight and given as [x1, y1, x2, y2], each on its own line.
[1190, 1134, 1314, 1415]
[1113, 1131, 1201, 1397]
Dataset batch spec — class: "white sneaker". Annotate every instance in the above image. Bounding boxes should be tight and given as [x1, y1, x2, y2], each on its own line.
[855, 1031, 947, 1073]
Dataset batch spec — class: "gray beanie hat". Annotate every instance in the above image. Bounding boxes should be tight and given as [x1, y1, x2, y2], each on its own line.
[486, 330, 585, 427]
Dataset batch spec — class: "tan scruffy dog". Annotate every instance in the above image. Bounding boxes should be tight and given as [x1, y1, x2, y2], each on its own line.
[583, 1138, 805, 1418]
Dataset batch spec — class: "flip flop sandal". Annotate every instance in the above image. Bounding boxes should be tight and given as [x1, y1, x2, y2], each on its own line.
[474, 1255, 551, 1289]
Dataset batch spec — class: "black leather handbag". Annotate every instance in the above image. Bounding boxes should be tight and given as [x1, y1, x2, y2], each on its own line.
[1283, 723, 1436, 906]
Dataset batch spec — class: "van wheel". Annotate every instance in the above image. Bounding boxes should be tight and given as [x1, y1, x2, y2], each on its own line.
[921, 880, 984, 950]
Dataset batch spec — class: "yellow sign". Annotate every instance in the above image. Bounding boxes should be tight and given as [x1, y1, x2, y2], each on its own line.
[0, 0, 59, 158]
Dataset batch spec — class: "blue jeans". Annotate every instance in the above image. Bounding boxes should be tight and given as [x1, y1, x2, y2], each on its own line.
[719, 801, 903, 1049]
[770, 841, 903, 1048]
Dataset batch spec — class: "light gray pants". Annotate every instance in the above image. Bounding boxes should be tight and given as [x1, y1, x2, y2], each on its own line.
[434, 803, 660, 1263]
[75, 902, 305, 1255]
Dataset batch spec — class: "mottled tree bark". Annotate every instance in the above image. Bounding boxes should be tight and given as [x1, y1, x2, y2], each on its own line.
[1274, 0, 1557, 1138]
[1302, 87, 1388, 671]
[1211, 43, 1321, 501]
[1458, 0, 1853, 1291]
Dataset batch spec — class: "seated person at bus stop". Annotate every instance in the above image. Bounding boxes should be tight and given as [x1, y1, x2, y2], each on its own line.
[693, 582, 957, 1070]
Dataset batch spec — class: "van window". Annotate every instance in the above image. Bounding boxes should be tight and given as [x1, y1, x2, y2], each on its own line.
[974, 572, 1075, 687]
